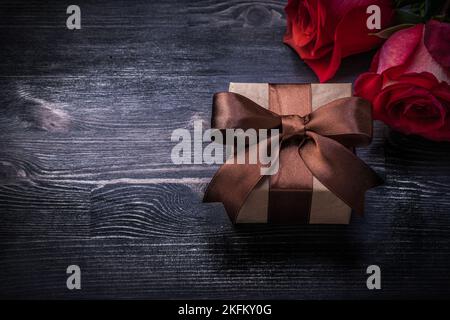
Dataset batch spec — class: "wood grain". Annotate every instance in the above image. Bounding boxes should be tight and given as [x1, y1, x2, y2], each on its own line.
[1, 0, 450, 299]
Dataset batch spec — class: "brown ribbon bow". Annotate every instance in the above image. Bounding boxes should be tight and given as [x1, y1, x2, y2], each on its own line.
[204, 91, 382, 223]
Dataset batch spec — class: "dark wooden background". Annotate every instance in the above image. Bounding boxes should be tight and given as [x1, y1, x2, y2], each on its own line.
[1, 0, 450, 299]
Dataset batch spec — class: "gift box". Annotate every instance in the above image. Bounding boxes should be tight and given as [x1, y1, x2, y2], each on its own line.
[204, 83, 382, 224]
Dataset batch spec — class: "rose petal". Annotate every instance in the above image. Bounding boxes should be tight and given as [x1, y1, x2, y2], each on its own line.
[421, 129, 450, 141]
[316, 3, 393, 82]
[370, 50, 381, 72]
[354, 72, 383, 101]
[394, 72, 440, 90]
[401, 26, 450, 84]
[377, 24, 423, 74]
[336, 3, 393, 57]
[432, 82, 450, 101]
[424, 20, 450, 70]
[302, 56, 334, 82]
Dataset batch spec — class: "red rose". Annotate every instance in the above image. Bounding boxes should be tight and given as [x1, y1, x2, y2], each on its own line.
[283, 0, 394, 82]
[355, 21, 450, 141]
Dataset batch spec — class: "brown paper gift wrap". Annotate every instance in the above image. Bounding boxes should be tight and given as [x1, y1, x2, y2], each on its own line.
[204, 83, 382, 224]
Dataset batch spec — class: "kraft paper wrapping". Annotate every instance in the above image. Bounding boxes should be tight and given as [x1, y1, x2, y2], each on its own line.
[228, 82, 352, 224]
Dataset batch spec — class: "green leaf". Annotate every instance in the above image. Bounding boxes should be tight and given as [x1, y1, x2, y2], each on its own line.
[424, 0, 447, 19]
[433, 14, 450, 22]
[395, 9, 425, 24]
[370, 23, 416, 39]
[394, 0, 424, 8]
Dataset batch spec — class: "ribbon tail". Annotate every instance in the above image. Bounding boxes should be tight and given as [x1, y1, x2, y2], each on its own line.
[203, 141, 266, 223]
[203, 163, 264, 223]
[300, 132, 383, 216]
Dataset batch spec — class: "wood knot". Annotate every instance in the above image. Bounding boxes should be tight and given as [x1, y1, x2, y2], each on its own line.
[240, 5, 273, 27]
[13, 90, 72, 133]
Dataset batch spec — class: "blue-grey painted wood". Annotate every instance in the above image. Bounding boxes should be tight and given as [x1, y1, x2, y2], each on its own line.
[0, 0, 449, 299]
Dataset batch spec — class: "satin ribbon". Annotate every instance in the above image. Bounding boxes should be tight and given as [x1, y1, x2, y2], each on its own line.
[204, 91, 382, 223]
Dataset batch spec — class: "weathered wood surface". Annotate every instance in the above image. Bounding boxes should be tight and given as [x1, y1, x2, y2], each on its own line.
[0, 0, 449, 299]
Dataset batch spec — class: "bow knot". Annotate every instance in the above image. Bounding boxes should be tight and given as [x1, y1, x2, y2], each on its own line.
[281, 114, 309, 140]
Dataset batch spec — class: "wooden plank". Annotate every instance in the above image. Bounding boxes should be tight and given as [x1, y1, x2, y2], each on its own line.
[0, 0, 450, 299]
